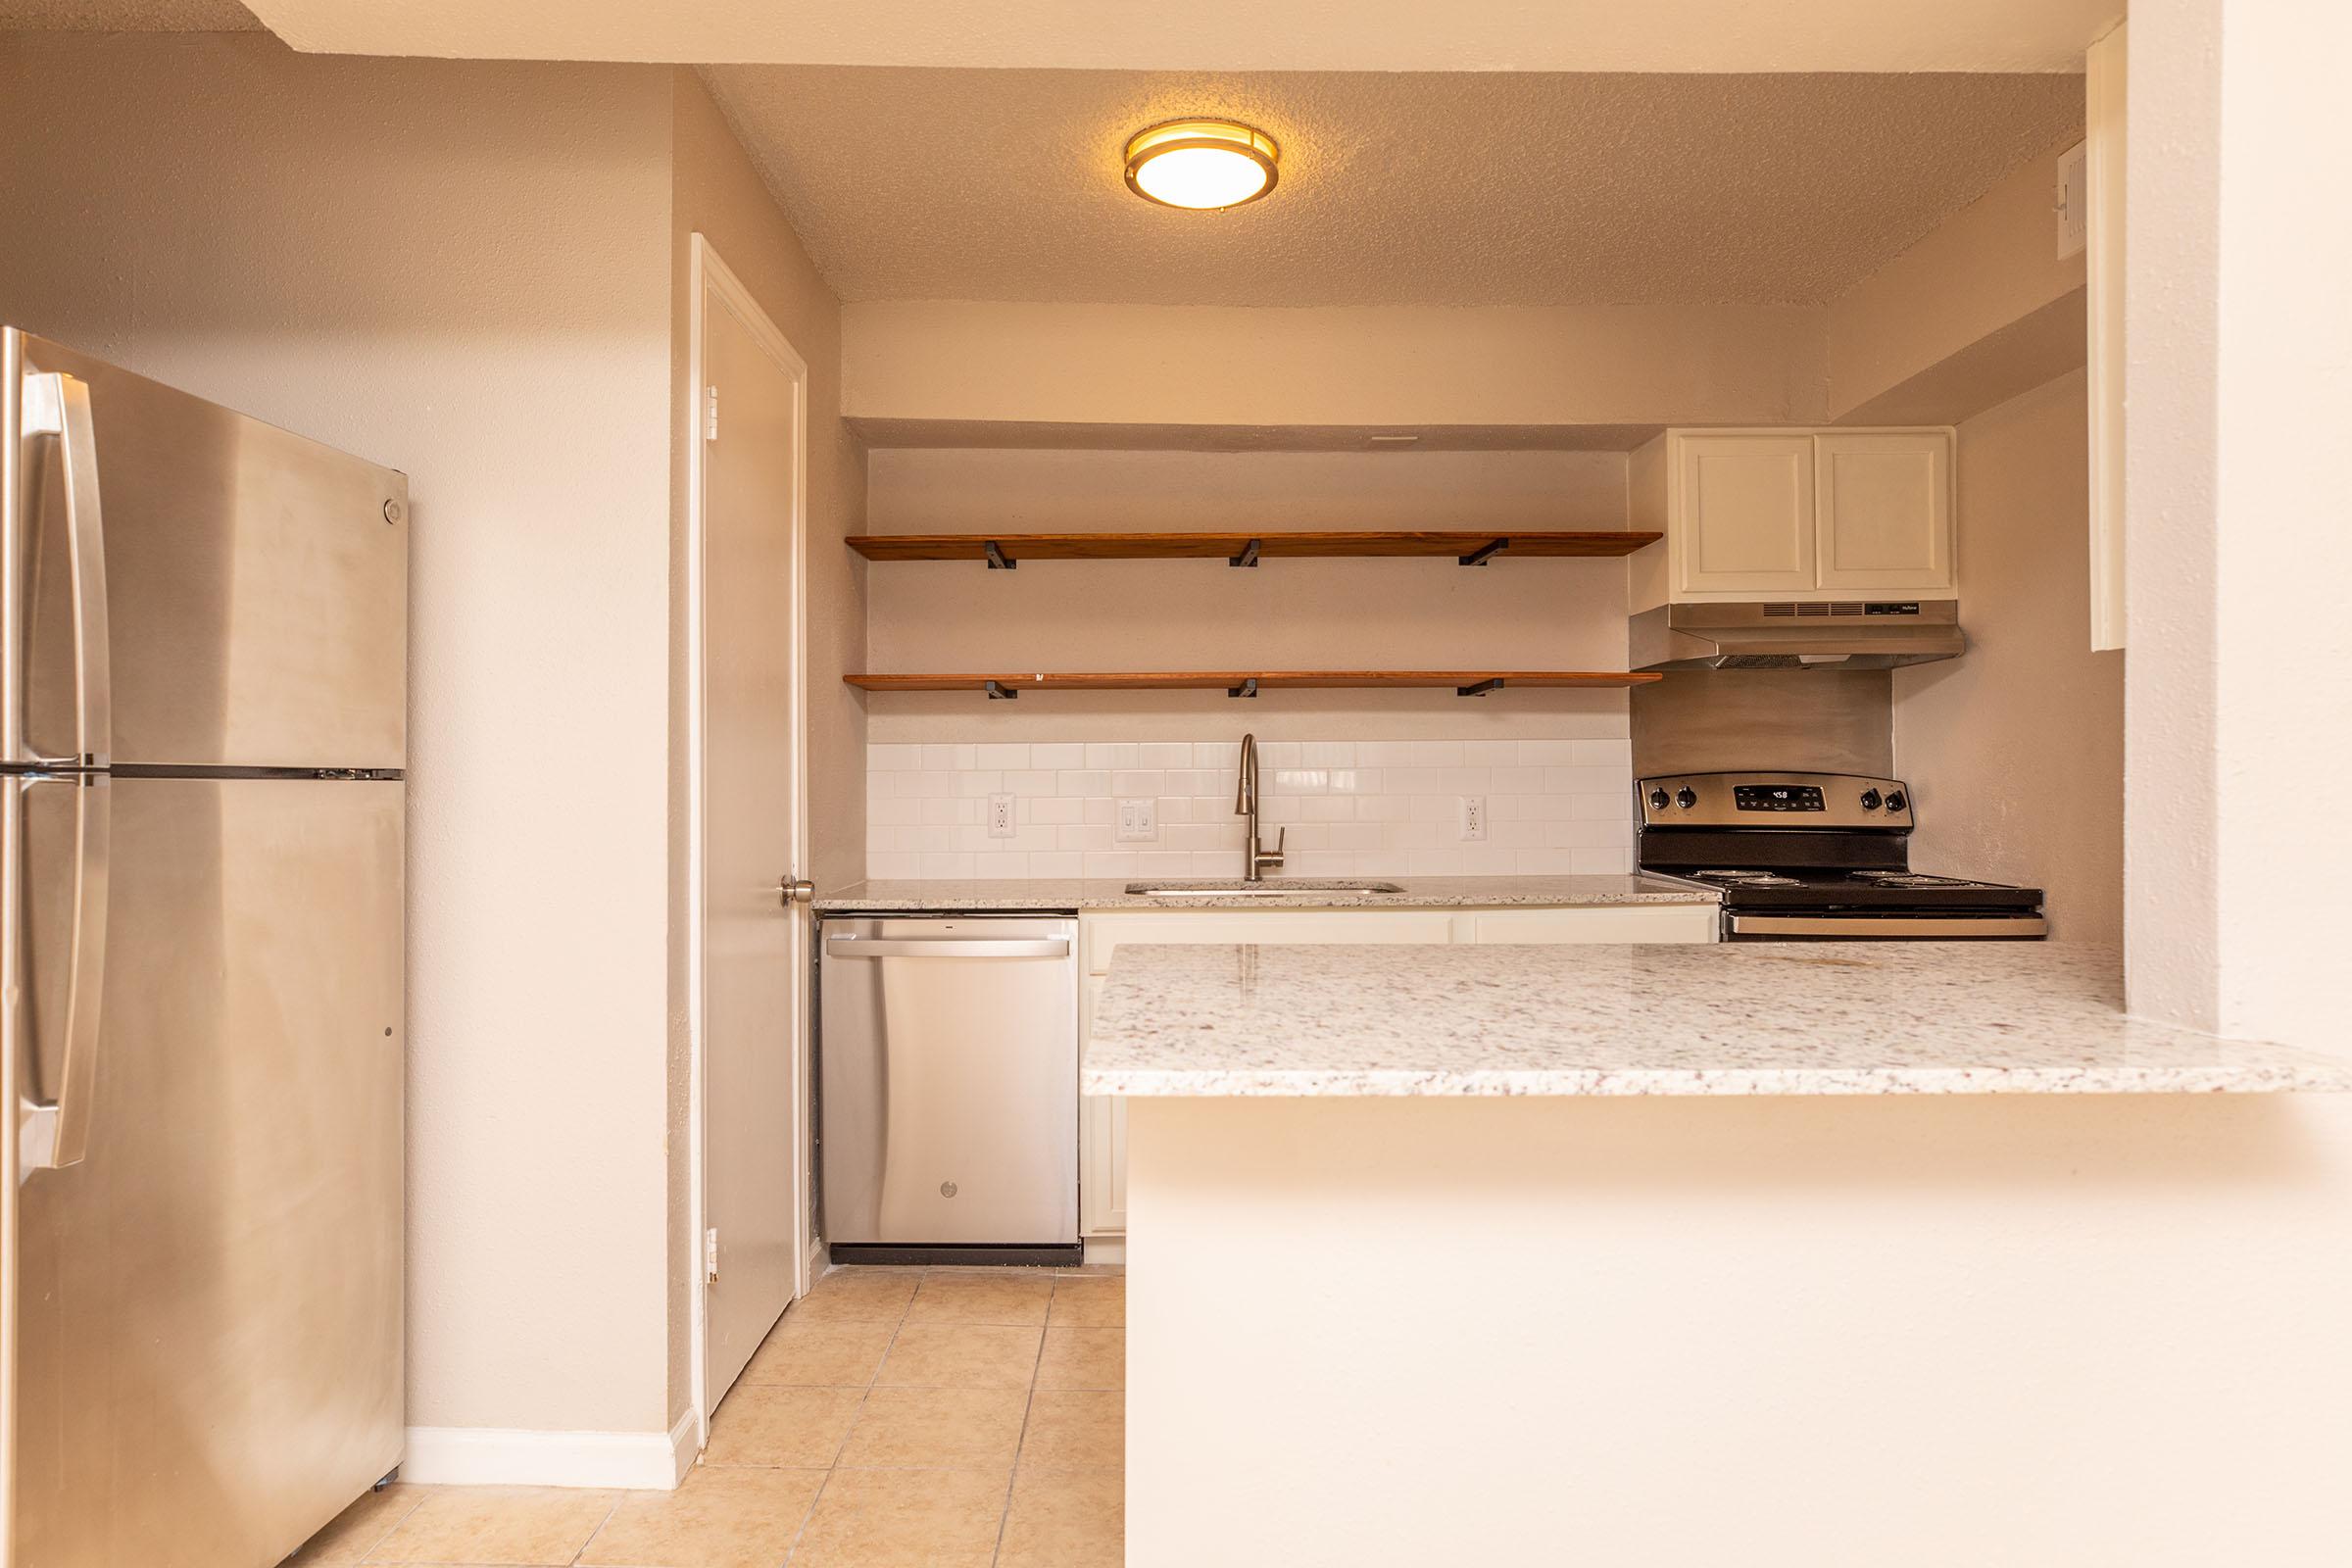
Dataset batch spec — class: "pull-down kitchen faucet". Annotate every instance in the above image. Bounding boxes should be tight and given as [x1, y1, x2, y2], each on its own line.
[1235, 733, 1286, 882]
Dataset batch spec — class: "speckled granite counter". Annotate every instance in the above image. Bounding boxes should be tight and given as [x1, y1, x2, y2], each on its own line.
[812, 874, 1716, 912]
[1084, 941, 2352, 1097]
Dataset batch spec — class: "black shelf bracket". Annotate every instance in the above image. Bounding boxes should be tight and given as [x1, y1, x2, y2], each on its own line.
[1456, 677, 1507, 697]
[1227, 678, 1260, 699]
[1457, 537, 1509, 567]
[984, 540, 1016, 570]
[983, 679, 1020, 700]
[1228, 537, 1261, 568]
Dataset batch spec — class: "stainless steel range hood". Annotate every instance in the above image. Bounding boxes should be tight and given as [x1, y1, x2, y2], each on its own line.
[1629, 600, 1966, 671]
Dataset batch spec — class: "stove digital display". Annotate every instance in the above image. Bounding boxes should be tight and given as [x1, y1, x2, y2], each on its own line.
[1733, 784, 1826, 813]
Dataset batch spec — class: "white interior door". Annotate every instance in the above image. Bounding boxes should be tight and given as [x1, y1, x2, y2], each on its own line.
[691, 237, 809, 1416]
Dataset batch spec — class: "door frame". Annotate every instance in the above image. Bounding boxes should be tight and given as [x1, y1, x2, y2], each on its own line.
[685, 233, 812, 1451]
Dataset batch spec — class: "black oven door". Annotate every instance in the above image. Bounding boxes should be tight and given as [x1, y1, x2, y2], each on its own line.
[1723, 911, 2049, 941]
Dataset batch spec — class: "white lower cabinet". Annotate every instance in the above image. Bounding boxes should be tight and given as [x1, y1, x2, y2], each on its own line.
[1077, 903, 1716, 1237]
[1450, 904, 1719, 944]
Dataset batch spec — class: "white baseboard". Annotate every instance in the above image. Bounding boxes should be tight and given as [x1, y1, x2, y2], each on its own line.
[1083, 1237, 1126, 1265]
[402, 1408, 700, 1491]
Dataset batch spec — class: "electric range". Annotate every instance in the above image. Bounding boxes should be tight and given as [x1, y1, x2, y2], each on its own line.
[1635, 771, 2047, 941]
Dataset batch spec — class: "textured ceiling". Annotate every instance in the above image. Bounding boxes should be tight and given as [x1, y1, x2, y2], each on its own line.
[0, 0, 257, 25]
[700, 68, 2083, 307]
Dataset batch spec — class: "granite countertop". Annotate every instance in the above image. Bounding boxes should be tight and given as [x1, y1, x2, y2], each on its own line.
[812, 874, 1718, 912]
[1082, 941, 2352, 1098]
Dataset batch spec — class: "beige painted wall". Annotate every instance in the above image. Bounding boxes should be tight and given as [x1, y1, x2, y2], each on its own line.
[864, 447, 1639, 740]
[1128, 1093, 2352, 1566]
[1826, 137, 2086, 421]
[2, 36, 865, 1455]
[844, 301, 1828, 431]
[0, 32, 680, 1435]
[1893, 370, 2122, 941]
[2118, 0, 2352, 1050]
[662, 69, 863, 1432]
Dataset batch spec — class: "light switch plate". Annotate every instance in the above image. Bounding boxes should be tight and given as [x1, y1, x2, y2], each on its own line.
[1116, 798, 1157, 842]
[2056, 139, 2087, 259]
[987, 793, 1017, 838]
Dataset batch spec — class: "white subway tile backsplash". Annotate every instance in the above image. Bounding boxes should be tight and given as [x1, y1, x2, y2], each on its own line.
[865, 732, 1636, 880]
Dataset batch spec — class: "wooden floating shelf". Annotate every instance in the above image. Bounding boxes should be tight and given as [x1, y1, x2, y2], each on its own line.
[845, 529, 1661, 566]
[846, 670, 1662, 700]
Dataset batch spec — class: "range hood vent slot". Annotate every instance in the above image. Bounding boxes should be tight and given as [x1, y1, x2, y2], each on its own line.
[1630, 600, 1965, 672]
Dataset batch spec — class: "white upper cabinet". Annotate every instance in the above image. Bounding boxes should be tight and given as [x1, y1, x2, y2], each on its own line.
[1632, 427, 1955, 607]
[1675, 434, 1818, 594]
[1814, 433, 1952, 591]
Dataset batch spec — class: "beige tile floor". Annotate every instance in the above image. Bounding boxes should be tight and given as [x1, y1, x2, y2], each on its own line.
[281, 1266, 1123, 1568]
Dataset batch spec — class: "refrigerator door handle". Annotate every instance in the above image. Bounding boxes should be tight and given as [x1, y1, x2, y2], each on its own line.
[16, 370, 113, 769]
[13, 772, 109, 1174]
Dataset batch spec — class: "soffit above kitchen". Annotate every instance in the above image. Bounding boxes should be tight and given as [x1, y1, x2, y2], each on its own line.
[700, 68, 2082, 308]
[0, 0, 258, 25]
[234, 0, 2114, 73]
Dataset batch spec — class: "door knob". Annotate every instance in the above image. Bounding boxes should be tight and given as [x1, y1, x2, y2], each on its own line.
[780, 876, 815, 906]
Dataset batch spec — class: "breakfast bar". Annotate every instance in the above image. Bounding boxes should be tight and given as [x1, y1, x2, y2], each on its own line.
[1089, 941, 2352, 1567]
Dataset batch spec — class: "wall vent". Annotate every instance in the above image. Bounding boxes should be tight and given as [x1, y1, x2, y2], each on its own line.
[1761, 602, 1869, 617]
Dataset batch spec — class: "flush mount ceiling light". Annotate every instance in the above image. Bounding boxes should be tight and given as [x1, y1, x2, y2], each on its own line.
[1123, 119, 1280, 211]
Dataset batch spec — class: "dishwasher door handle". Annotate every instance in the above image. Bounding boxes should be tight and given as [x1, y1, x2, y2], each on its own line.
[823, 936, 1072, 959]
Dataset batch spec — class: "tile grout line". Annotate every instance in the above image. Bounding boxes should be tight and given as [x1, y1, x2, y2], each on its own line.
[342, 1486, 427, 1565]
[987, 1275, 1060, 1566]
[564, 1489, 628, 1568]
[777, 1266, 917, 1566]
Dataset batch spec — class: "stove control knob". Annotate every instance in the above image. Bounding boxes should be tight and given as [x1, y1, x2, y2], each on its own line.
[1885, 790, 1908, 812]
[1674, 787, 1697, 810]
[1647, 788, 1671, 811]
[1859, 788, 1883, 810]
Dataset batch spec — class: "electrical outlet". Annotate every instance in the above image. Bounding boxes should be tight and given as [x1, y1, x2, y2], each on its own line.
[987, 793, 1017, 838]
[1459, 796, 1488, 842]
[1116, 798, 1157, 842]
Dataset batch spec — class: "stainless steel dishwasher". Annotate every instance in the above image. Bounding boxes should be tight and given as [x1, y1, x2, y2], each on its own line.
[819, 914, 1081, 1263]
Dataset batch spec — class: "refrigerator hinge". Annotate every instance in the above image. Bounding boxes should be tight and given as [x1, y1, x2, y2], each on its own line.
[704, 385, 718, 441]
[705, 1226, 720, 1284]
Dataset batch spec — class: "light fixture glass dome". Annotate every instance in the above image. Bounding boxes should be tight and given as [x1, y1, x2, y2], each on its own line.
[1124, 120, 1279, 211]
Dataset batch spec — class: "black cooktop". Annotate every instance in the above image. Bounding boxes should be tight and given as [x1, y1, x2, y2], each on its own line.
[1656, 865, 2045, 911]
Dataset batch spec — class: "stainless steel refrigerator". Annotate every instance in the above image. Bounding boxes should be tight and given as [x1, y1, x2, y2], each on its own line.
[1, 329, 407, 1567]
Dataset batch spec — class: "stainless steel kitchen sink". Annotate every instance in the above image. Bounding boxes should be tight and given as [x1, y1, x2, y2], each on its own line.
[1124, 879, 1406, 898]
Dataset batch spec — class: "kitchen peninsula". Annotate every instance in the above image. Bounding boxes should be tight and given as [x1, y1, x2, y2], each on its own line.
[1090, 941, 2352, 1567]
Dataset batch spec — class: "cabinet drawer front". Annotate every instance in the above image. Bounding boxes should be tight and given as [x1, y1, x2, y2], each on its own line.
[1676, 434, 1819, 594]
[1082, 908, 1457, 973]
[1815, 433, 1953, 590]
[1462, 905, 1717, 944]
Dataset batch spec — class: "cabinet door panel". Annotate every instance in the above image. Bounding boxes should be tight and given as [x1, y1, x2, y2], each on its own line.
[1464, 906, 1717, 943]
[1676, 434, 1817, 594]
[1082, 908, 1457, 973]
[1079, 975, 1127, 1236]
[1816, 433, 1952, 590]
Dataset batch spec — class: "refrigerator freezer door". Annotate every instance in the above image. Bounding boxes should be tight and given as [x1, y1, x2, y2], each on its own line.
[8, 777, 403, 1567]
[6, 330, 407, 772]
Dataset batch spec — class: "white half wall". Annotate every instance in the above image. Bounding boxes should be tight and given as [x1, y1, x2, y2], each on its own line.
[1127, 1093, 2352, 1567]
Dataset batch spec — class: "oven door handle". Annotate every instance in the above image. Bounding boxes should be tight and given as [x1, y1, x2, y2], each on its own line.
[1726, 913, 2048, 938]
